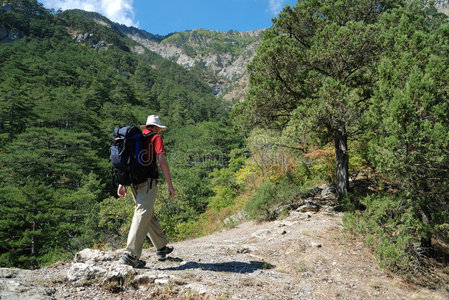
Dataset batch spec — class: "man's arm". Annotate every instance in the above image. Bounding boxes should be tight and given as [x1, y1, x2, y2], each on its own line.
[157, 153, 175, 198]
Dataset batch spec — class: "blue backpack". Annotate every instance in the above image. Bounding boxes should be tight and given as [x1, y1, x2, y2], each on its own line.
[110, 125, 158, 186]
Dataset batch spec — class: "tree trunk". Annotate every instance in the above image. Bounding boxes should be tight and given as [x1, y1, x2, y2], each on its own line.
[334, 127, 349, 199]
[9, 94, 14, 140]
[31, 221, 36, 255]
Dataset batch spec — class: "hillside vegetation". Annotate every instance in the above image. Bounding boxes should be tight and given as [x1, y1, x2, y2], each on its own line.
[0, 0, 238, 269]
[162, 29, 260, 57]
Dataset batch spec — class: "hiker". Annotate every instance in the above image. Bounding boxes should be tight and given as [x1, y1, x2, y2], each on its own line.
[117, 115, 175, 268]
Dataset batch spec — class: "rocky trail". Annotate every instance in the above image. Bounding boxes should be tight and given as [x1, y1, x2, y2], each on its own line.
[1, 189, 448, 300]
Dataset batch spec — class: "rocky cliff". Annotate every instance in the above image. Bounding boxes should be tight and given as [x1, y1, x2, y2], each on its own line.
[60, 9, 264, 101]
[117, 26, 264, 100]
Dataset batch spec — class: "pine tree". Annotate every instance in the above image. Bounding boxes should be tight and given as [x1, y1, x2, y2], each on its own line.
[233, 0, 397, 198]
[363, 2, 449, 248]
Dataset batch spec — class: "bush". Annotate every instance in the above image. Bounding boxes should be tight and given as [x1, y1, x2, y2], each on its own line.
[343, 193, 427, 273]
[97, 195, 134, 248]
[245, 175, 306, 221]
[245, 182, 275, 220]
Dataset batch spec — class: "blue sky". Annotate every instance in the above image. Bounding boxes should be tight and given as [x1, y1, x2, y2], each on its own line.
[41, 0, 297, 35]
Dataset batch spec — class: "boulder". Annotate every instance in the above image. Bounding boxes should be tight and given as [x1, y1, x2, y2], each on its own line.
[66, 263, 107, 282]
[133, 273, 157, 285]
[74, 249, 114, 263]
[0, 268, 19, 278]
[101, 264, 136, 291]
[297, 202, 320, 213]
[320, 184, 337, 199]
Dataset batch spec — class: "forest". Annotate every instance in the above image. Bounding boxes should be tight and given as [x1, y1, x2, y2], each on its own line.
[1, 0, 448, 275]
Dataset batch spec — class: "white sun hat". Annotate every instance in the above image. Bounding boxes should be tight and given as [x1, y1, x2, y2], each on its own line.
[140, 115, 167, 130]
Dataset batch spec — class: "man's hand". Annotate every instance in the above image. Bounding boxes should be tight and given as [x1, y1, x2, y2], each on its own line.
[117, 184, 127, 198]
[168, 185, 175, 198]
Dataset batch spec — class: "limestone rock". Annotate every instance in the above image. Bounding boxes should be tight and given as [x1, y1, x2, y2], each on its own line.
[2, 28, 21, 43]
[74, 249, 114, 264]
[223, 209, 248, 225]
[133, 273, 157, 285]
[297, 202, 320, 213]
[102, 264, 136, 288]
[320, 184, 337, 199]
[0, 268, 19, 278]
[67, 263, 107, 282]
[311, 242, 322, 248]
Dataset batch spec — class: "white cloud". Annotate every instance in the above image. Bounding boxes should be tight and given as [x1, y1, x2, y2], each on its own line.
[41, 0, 138, 27]
[268, 0, 285, 15]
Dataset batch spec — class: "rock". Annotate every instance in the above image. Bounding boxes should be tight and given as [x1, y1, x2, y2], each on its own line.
[154, 279, 169, 285]
[277, 221, 297, 227]
[102, 264, 135, 285]
[8, 29, 20, 41]
[0, 268, 19, 278]
[1, 28, 21, 43]
[320, 184, 337, 199]
[133, 273, 157, 285]
[311, 242, 322, 248]
[236, 248, 251, 254]
[131, 45, 145, 54]
[67, 263, 107, 282]
[0, 277, 55, 300]
[186, 283, 208, 295]
[122, 28, 263, 97]
[223, 209, 248, 225]
[45, 287, 56, 296]
[297, 202, 320, 213]
[93, 41, 108, 50]
[71, 32, 108, 50]
[74, 249, 114, 263]
[252, 229, 271, 238]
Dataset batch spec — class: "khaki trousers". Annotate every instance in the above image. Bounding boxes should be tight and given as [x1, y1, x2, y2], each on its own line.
[124, 179, 168, 259]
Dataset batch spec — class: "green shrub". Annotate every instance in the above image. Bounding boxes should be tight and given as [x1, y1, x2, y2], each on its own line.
[38, 247, 73, 267]
[97, 195, 134, 248]
[245, 175, 306, 221]
[343, 194, 427, 273]
[245, 182, 275, 220]
[275, 175, 307, 204]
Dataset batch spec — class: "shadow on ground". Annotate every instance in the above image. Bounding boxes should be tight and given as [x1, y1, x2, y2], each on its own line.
[159, 258, 275, 274]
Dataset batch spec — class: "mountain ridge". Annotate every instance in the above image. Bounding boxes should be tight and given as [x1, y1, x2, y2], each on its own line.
[61, 8, 263, 100]
[121, 26, 263, 99]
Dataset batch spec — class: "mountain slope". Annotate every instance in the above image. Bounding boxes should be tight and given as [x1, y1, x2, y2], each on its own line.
[54, 8, 264, 101]
[121, 27, 263, 97]
[0, 1, 230, 269]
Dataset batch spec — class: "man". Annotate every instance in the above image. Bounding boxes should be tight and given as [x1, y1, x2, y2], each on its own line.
[118, 115, 175, 268]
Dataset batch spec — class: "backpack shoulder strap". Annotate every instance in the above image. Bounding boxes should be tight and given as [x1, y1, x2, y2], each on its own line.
[143, 131, 157, 140]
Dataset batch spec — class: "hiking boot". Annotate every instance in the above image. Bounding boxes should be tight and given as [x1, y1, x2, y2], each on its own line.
[156, 246, 173, 261]
[119, 253, 146, 268]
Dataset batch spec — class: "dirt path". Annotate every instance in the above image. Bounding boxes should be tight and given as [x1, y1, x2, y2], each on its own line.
[1, 206, 448, 299]
[146, 209, 447, 299]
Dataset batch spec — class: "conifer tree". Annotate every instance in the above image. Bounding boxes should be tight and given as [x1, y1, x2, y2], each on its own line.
[364, 2, 449, 248]
[234, 0, 398, 198]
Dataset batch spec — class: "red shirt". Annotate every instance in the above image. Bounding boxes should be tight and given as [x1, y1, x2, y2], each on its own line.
[142, 129, 165, 155]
